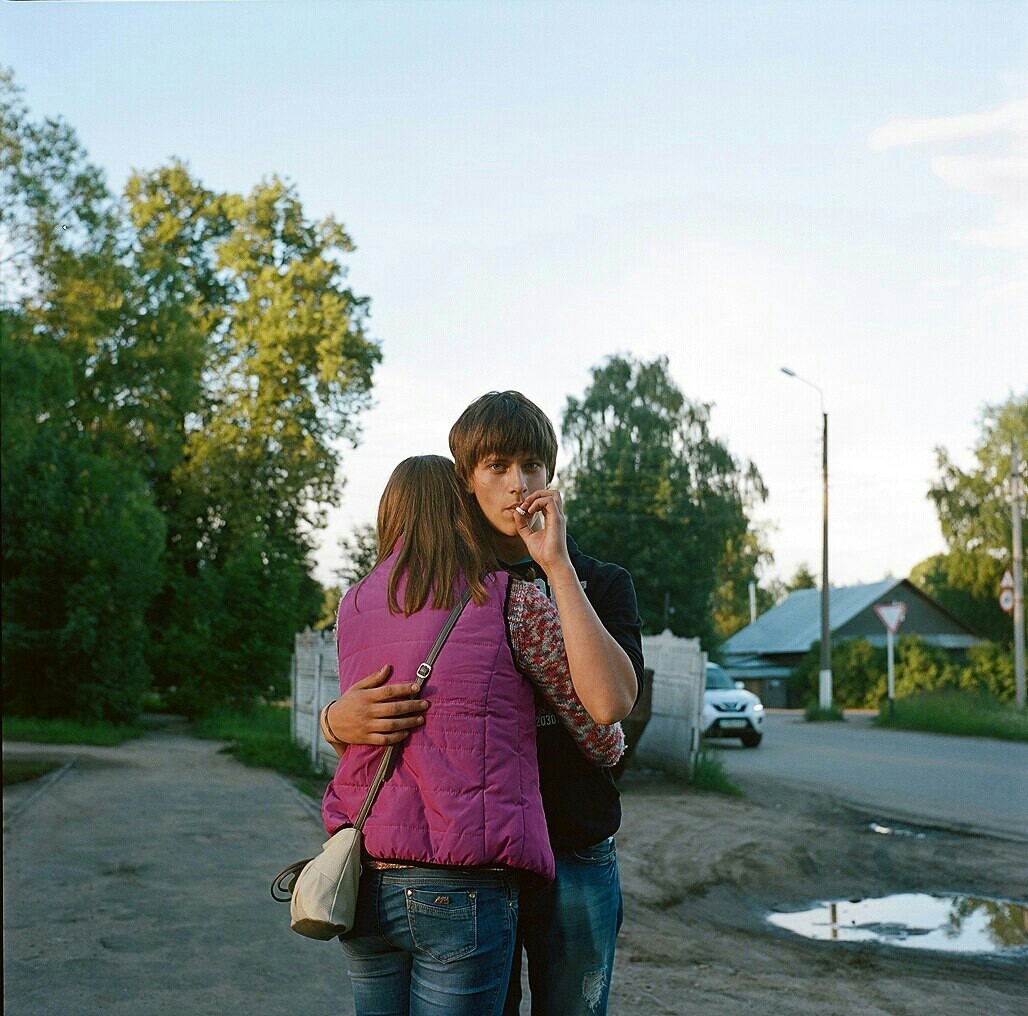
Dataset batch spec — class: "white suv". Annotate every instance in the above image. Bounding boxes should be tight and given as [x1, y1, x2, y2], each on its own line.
[702, 662, 764, 748]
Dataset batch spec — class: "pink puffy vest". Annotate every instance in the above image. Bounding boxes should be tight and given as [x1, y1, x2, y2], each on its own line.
[321, 554, 555, 882]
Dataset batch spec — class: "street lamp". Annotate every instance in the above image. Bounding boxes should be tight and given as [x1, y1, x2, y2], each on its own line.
[781, 367, 833, 711]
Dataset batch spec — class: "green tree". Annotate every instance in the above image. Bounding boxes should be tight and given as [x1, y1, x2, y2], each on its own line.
[0, 407, 166, 720]
[1, 71, 200, 483]
[2, 70, 381, 718]
[915, 393, 1028, 644]
[337, 522, 379, 588]
[785, 562, 818, 592]
[128, 164, 381, 713]
[561, 354, 768, 645]
[315, 586, 343, 631]
[1, 72, 166, 721]
[712, 529, 776, 638]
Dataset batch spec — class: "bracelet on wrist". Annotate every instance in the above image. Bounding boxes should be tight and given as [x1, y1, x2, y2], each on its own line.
[321, 699, 342, 742]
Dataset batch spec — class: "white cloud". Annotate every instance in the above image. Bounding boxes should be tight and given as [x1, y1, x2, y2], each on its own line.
[870, 98, 1028, 252]
[965, 213, 1028, 251]
[978, 266, 1028, 306]
[868, 98, 1028, 150]
[930, 154, 1028, 201]
[932, 154, 1028, 249]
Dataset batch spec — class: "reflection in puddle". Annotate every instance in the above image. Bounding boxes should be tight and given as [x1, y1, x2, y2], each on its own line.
[768, 894, 1028, 955]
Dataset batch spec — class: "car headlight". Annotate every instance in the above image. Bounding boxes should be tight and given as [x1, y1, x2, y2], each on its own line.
[752, 703, 764, 712]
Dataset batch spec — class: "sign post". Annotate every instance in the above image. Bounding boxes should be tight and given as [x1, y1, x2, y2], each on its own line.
[1011, 445, 1025, 708]
[874, 602, 907, 717]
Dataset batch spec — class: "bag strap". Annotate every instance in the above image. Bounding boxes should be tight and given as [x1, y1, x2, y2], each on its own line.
[351, 588, 473, 831]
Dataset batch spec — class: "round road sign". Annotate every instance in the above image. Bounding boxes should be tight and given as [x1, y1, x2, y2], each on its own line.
[999, 589, 1014, 613]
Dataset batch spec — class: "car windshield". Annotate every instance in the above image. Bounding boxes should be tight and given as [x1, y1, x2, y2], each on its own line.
[705, 666, 734, 690]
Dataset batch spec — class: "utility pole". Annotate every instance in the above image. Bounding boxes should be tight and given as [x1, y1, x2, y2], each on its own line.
[781, 367, 832, 710]
[820, 408, 831, 711]
[1013, 444, 1025, 709]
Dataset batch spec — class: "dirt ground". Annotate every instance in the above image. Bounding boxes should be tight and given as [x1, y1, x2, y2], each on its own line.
[4, 729, 1025, 1016]
[608, 769, 1027, 1016]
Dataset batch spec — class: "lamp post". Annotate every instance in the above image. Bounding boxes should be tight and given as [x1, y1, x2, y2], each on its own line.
[781, 367, 832, 711]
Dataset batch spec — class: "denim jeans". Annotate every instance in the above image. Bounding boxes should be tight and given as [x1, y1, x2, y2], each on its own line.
[503, 836, 623, 1016]
[340, 866, 519, 1016]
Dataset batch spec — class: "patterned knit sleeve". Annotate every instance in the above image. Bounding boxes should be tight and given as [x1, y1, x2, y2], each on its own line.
[507, 579, 625, 767]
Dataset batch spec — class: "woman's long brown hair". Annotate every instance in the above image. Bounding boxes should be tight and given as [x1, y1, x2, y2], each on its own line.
[373, 455, 498, 616]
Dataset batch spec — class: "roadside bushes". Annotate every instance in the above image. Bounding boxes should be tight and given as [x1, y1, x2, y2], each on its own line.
[958, 641, 1017, 701]
[789, 636, 1018, 709]
[789, 638, 886, 708]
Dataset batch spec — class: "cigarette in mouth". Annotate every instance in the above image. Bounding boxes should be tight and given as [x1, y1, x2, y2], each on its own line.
[514, 506, 528, 516]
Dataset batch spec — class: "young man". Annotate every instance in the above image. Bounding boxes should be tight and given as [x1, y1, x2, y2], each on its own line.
[324, 392, 644, 1016]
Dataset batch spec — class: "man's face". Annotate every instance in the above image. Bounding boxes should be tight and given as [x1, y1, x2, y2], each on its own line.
[468, 454, 548, 543]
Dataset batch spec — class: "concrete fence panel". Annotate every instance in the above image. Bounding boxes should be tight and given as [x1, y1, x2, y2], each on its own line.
[292, 625, 706, 779]
[633, 629, 705, 778]
[291, 628, 340, 774]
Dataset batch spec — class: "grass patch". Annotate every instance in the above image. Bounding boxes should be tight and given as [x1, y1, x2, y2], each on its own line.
[191, 705, 331, 796]
[689, 746, 743, 797]
[874, 690, 1028, 742]
[3, 760, 62, 786]
[804, 704, 846, 722]
[1, 715, 146, 746]
[292, 773, 333, 801]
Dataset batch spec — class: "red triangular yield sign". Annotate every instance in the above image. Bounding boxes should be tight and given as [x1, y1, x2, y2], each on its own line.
[874, 601, 907, 634]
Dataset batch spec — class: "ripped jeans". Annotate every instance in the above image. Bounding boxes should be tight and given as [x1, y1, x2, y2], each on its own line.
[503, 836, 623, 1016]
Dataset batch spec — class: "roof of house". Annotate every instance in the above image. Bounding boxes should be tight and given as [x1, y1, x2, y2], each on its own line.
[721, 577, 979, 656]
[719, 653, 794, 679]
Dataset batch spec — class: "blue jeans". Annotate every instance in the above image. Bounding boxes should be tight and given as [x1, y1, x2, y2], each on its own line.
[340, 866, 519, 1016]
[503, 836, 623, 1016]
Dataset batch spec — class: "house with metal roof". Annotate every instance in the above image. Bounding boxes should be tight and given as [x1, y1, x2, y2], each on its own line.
[720, 577, 982, 707]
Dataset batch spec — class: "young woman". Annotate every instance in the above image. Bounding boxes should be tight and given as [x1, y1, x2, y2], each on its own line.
[321, 455, 624, 1016]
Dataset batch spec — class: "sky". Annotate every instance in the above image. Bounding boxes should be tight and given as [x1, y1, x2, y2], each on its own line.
[4, 0, 1026, 594]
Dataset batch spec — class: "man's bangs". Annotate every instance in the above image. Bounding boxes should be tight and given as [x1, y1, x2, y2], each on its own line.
[477, 419, 552, 466]
[478, 437, 548, 467]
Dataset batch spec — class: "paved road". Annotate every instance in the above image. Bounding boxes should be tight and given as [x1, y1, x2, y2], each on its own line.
[3, 724, 355, 1016]
[710, 712, 1028, 841]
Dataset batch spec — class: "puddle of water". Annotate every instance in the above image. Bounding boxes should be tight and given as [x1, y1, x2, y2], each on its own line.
[768, 894, 1028, 955]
